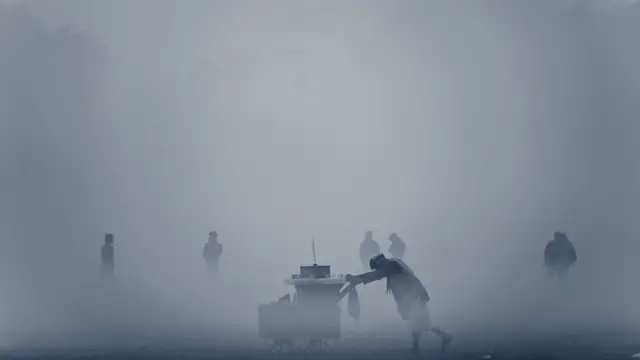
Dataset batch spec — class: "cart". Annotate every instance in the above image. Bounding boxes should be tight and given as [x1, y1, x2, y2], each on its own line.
[257, 243, 356, 353]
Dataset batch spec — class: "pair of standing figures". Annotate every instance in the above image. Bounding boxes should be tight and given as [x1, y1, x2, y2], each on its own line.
[99, 231, 224, 282]
[359, 231, 405, 269]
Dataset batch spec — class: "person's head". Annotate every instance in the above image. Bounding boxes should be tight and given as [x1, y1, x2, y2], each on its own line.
[553, 231, 568, 242]
[369, 253, 388, 270]
[365, 231, 373, 242]
[208, 231, 217, 242]
[388, 233, 399, 242]
[104, 233, 114, 245]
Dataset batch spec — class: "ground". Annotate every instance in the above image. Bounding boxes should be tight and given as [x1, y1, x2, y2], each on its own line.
[1, 328, 639, 360]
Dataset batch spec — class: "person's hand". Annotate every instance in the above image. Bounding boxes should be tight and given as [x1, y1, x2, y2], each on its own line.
[345, 274, 360, 285]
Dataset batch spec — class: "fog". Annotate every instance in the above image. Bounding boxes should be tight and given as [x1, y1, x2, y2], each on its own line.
[1, 0, 640, 348]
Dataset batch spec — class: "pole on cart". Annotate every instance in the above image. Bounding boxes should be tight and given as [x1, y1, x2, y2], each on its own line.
[312, 238, 317, 266]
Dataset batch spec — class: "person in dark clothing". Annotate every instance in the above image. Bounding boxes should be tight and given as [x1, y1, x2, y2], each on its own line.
[101, 233, 115, 282]
[345, 254, 453, 354]
[359, 230, 380, 270]
[203, 231, 223, 274]
[544, 231, 577, 283]
[388, 233, 406, 260]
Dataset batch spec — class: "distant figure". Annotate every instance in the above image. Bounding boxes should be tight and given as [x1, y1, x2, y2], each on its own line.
[101, 233, 115, 282]
[359, 231, 380, 270]
[346, 254, 453, 354]
[388, 233, 406, 260]
[203, 231, 223, 274]
[544, 231, 577, 283]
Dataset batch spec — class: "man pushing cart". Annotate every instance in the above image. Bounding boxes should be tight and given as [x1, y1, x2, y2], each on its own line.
[345, 253, 453, 354]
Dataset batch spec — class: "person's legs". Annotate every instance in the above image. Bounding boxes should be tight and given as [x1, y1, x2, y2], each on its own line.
[556, 265, 569, 285]
[407, 300, 453, 353]
[361, 259, 369, 271]
[407, 301, 425, 353]
[101, 270, 117, 287]
[422, 304, 453, 353]
[206, 261, 219, 276]
[430, 326, 453, 353]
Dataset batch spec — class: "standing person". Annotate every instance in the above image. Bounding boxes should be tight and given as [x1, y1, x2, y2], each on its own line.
[101, 233, 115, 282]
[388, 233, 406, 260]
[203, 231, 223, 274]
[544, 231, 577, 283]
[345, 254, 453, 354]
[359, 230, 380, 270]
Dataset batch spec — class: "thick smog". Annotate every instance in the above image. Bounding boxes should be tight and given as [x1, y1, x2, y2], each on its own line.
[1, 0, 640, 359]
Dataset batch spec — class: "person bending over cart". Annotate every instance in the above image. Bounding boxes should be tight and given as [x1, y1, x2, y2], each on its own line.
[345, 254, 452, 354]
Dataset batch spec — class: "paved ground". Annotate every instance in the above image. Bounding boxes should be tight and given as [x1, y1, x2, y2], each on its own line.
[2, 328, 640, 360]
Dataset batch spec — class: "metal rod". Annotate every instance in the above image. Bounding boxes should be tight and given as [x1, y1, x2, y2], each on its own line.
[312, 238, 317, 265]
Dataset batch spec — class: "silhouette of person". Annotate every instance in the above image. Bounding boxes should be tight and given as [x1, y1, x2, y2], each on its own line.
[388, 233, 406, 260]
[544, 231, 577, 283]
[203, 231, 223, 274]
[101, 233, 115, 282]
[359, 230, 380, 270]
[346, 254, 453, 354]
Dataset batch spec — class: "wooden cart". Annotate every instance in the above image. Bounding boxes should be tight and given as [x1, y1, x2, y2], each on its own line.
[258, 263, 354, 353]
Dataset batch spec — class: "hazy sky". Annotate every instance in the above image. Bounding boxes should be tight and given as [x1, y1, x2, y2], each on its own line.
[2, 0, 640, 346]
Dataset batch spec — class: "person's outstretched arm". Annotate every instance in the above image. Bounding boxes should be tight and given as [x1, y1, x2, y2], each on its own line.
[348, 262, 401, 285]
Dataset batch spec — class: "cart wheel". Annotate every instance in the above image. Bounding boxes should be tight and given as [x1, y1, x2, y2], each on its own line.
[265, 339, 278, 354]
[305, 339, 335, 353]
[266, 339, 295, 354]
[293, 340, 308, 352]
[322, 339, 336, 353]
